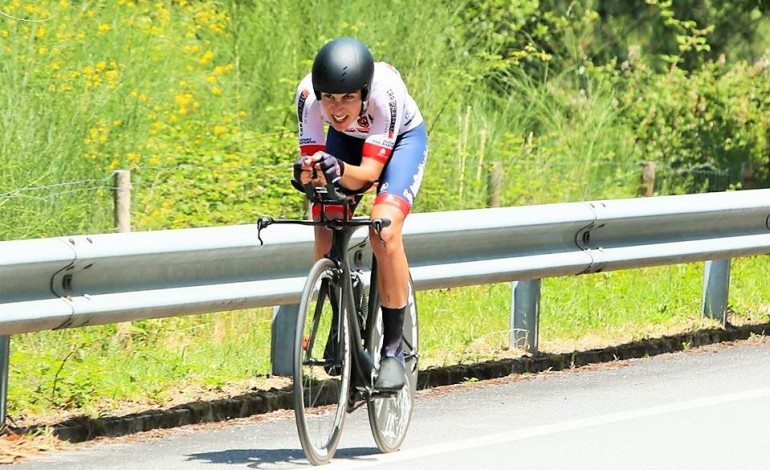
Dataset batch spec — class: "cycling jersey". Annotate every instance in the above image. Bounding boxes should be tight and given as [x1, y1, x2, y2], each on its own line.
[295, 62, 428, 216]
[296, 62, 423, 160]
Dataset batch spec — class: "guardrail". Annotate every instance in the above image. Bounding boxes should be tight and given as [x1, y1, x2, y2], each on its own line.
[2, 189, 770, 424]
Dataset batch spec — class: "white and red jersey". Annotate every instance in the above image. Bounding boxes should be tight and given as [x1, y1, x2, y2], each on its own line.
[294, 62, 424, 164]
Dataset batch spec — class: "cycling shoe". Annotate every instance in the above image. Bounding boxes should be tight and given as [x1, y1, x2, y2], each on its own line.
[374, 357, 406, 393]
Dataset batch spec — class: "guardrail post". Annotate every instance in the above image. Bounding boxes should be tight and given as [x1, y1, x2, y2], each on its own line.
[510, 279, 541, 353]
[0, 336, 9, 427]
[270, 304, 298, 376]
[702, 259, 730, 327]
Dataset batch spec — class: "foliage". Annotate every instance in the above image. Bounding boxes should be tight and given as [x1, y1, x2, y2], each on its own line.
[2, 0, 769, 238]
[612, 55, 770, 190]
[456, 0, 770, 195]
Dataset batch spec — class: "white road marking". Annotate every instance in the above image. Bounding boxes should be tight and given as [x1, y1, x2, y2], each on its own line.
[324, 387, 770, 468]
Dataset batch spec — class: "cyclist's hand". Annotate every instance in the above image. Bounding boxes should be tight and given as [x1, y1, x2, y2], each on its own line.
[316, 152, 345, 185]
[293, 155, 313, 185]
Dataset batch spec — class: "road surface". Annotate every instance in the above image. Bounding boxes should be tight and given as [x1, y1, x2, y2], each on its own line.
[13, 338, 770, 469]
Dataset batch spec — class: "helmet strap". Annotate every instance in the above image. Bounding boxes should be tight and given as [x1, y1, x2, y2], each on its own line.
[359, 100, 368, 117]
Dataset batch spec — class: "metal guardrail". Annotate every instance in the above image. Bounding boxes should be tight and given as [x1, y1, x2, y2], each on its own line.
[1, 189, 770, 423]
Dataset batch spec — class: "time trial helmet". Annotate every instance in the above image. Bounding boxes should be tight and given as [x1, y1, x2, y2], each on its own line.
[312, 37, 374, 102]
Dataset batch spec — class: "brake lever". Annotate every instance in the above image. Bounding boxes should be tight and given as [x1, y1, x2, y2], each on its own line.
[256, 216, 273, 245]
[372, 218, 391, 246]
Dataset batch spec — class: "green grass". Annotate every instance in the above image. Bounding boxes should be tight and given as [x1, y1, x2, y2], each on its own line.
[10, 255, 770, 423]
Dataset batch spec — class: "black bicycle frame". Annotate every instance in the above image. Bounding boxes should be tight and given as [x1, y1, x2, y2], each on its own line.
[325, 220, 376, 384]
[257, 195, 389, 391]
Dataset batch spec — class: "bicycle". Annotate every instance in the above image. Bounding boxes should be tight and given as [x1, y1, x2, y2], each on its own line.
[257, 179, 419, 465]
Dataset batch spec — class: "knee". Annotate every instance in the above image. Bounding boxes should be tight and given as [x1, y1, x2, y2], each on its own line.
[370, 225, 403, 257]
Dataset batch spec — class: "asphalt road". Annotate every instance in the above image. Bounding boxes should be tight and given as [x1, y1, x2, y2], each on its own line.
[13, 338, 770, 469]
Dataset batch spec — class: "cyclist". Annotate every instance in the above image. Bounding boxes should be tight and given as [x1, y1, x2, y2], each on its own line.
[292, 37, 428, 392]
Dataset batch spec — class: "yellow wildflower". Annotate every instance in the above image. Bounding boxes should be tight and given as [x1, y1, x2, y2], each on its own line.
[199, 50, 214, 66]
[105, 70, 119, 87]
[175, 93, 193, 106]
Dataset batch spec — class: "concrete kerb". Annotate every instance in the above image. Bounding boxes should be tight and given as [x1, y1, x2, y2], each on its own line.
[15, 322, 770, 443]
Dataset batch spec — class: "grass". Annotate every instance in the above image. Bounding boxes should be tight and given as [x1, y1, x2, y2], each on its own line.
[8, 254, 770, 426]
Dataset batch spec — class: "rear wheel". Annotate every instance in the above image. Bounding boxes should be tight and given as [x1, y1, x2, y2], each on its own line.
[366, 272, 419, 453]
[294, 258, 352, 465]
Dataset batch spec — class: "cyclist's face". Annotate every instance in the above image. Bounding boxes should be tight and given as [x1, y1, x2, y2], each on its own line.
[319, 91, 362, 131]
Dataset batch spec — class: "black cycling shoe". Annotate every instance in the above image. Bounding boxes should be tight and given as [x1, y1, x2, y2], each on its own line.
[373, 357, 406, 393]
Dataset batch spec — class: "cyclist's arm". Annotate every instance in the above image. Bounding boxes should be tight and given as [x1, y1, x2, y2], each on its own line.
[337, 157, 383, 189]
[295, 75, 327, 156]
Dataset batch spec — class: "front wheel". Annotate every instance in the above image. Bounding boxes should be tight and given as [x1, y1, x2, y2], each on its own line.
[367, 273, 419, 453]
[294, 258, 352, 465]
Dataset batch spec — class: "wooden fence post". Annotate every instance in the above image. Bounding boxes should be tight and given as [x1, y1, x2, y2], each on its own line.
[487, 162, 503, 208]
[112, 169, 133, 344]
[639, 161, 656, 197]
[113, 170, 131, 233]
[741, 161, 755, 190]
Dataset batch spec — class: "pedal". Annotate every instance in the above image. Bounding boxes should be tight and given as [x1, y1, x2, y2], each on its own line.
[371, 388, 400, 398]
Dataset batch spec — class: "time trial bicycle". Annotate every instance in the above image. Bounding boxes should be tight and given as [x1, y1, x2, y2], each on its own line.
[257, 179, 419, 465]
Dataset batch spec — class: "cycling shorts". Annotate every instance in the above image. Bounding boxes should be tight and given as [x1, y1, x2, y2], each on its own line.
[319, 123, 428, 218]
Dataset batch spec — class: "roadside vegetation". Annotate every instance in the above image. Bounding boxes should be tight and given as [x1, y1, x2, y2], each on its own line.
[1, 0, 769, 425]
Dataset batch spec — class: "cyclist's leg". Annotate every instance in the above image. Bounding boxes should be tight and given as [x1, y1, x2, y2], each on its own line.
[370, 203, 408, 359]
[370, 123, 427, 390]
[372, 122, 427, 316]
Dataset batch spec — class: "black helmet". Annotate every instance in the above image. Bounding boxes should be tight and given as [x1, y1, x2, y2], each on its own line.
[312, 37, 374, 102]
